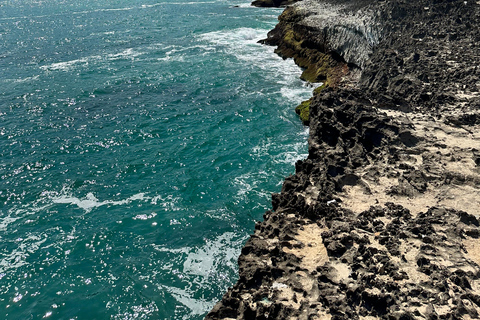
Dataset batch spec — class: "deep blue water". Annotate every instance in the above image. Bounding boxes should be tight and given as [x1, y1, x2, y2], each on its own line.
[0, 0, 313, 319]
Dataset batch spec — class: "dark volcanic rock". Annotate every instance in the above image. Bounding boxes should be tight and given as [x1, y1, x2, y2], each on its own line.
[207, 0, 480, 319]
[251, 0, 300, 7]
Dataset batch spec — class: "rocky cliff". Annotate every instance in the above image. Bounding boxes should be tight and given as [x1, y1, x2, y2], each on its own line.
[207, 0, 480, 319]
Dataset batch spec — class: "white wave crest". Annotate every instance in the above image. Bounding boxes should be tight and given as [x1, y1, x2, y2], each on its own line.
[40, 57, 94, 71]
[153, 232, 245, 319]
[52, 192, 147, 213]
[0, 234, 47, 273]
[112, 301, 158, 320]
[198, 27, 266, 47]
[280, 84, 321, 105]
[198, 27, 316, 106]
[182, 232, 239, 277]
[40, 48, 144, 72]
[3, 75, 40, 83]
[232, 171, 272, 207]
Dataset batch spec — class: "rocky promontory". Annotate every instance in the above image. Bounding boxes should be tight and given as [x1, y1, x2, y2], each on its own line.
[207, 0, 480, 319]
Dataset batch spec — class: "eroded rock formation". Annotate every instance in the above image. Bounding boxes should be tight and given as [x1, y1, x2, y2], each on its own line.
[207, 0, 480, 319]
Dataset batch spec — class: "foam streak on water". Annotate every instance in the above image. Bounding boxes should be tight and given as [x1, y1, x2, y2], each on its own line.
[0, 0, 310, 319]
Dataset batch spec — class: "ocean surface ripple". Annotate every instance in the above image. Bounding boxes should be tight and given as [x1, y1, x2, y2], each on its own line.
[0, 0, 312, 319]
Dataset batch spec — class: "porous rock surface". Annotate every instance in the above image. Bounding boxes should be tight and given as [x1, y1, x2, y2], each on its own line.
[206, 0, 480, 319]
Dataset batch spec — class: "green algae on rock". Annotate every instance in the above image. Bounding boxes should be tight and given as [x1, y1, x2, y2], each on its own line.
[294, 99, 310, 125]
[313, 81, 327, 95]
[295, 82, 329, 125]
[260, 6, 349, 85]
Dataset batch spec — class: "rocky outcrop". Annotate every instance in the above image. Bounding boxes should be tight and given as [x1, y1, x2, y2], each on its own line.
[207, 0, 480, 319]
[259, 0, 383, 124]
[260, 0, 381, 82]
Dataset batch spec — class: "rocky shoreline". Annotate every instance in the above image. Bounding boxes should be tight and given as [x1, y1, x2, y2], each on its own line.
[207, 0, 480, 319]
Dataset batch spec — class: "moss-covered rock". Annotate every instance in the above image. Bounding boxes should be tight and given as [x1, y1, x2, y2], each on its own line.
[294, 82, 330, 126]
[261, 6, 351, 87]
[259, 3, 360, 124]
[295, 99, 311, 125]
[259, 0, 381, 125]
[313, 82, 328, 95]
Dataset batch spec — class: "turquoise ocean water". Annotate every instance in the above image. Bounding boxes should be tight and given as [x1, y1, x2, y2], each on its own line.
[0, 0, 313, 319]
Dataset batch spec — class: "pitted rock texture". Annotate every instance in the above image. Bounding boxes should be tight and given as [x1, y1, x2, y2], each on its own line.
[207, 205, 480, 320]
[207, 0, 480, 319]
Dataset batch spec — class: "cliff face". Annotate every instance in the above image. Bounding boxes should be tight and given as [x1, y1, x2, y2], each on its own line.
[261, 0, 381, 77]
[207, 0, 480, 319]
